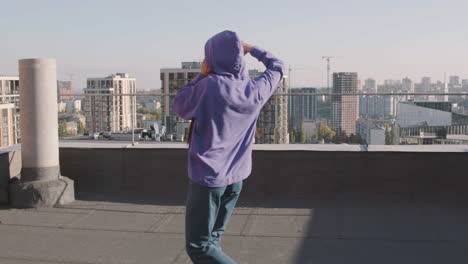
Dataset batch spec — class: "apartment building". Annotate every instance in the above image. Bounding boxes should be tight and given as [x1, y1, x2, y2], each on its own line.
[331, 72, 359, 136]
[160, 62, 201, 134]
[249, 69, 289, 144]
[0, 76, 20, 145]
[83, 73, 136, 133]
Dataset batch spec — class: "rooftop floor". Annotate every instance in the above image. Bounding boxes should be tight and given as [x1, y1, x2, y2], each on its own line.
[1, 192, 467, 264]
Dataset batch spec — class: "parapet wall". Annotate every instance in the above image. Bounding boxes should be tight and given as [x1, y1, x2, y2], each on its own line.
[2, 144, 468, 203]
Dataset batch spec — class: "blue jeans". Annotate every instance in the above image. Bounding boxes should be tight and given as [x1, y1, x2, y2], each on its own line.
[185, 180, 243, 264]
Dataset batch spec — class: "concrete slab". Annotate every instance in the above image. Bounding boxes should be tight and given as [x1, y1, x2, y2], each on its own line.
[151, 213, 249, 236]
[1, 196, 468, 264]
[66, 210, 162, 232]
[63, 200, 185, 214]
[341, 201, 468, 241]
[0, 257, 61, 264]
[0, 225, 184, 264]
[0, 210, 82, 228]
[291, 238, 468, 264]
[245, 208, 341, 238]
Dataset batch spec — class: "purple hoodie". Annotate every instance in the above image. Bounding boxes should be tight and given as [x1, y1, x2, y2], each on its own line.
[173, 30, 284, 187]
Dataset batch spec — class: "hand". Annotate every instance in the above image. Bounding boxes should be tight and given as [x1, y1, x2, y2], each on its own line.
[201, 59, 211, 76]
[241, 41, 253, 55]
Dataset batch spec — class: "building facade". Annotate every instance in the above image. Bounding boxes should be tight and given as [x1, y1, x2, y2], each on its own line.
[0, 103, 15, 147]
[83, 73, 136, 133]
[160, 62, 201, 134]
[359, 95, 396, 118]
[356, 118, 385, 145]
[331, 72, 359, 136]
[363, 78, 376, 93]
[57, 80, 74, 101]
[288, 87, 317, 131]
[0, 76, 20, 145]
[249, 70, 289, 144]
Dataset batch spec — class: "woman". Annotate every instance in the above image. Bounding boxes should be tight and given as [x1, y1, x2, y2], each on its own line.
[173, 30, 284, 263]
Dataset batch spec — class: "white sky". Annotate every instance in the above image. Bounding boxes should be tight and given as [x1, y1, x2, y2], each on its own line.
[2, 0, 468, 90]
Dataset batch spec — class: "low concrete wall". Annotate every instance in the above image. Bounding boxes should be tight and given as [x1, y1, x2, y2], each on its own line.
[1, 145, 467, 203]
[58, 147, 468, 200]
[0, 146, 21, 203]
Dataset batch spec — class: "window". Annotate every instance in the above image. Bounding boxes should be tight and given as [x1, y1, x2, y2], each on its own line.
[2, 109, 9, 146]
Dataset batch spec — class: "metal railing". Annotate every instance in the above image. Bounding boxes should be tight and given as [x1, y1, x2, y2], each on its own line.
[3, 92, 468, 147]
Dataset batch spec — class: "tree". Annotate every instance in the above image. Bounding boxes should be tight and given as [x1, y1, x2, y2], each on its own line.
[334, 131, 349, 144]
[150, 108, 162, 121]
[300, 126, 306, 143]
[390, 125, 398, 145]
[290, 129, 296, 143]
[58, 120, 68, 137]
[349, 133, 363, 144]
[384, 124, 398, 145]
[137, 107, 151, 115]
[316, 124, 336, 143]
[77, 120, 85, 134]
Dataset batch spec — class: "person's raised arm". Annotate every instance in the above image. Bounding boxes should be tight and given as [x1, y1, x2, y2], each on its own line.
[243, 41, 285, 104]
[172, 61, 211, 119]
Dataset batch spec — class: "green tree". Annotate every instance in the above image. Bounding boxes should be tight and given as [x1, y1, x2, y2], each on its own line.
[58, 120, 68, 137]
[137, 107, 151, 115]
[150, 108, 162, 121]
[77, 120, 85, 134]
[390, 125, 398, 145]
[334, 131, 349, 144]
[300, 126, 306, 143]
[316, 124, 336, 143]
[349, 133, 363, 144]
[290, 129, 296, 143]
[384, 124, 398, 145]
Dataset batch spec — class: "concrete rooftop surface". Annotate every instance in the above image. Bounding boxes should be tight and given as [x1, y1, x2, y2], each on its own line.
[1, 191, 468, 264]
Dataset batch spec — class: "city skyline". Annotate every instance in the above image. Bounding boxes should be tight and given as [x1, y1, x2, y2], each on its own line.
[2, 0, 468, 90]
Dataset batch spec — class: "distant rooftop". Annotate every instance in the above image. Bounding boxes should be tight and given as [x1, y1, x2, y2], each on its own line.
[161, 61, 201, 71]
[87, 73, 135, 80]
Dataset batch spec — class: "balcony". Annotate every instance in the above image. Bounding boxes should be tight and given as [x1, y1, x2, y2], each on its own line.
[1, 142, 468, 263]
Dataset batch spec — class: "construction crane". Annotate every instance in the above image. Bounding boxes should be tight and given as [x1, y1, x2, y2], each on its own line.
[321, 56, 342, 90]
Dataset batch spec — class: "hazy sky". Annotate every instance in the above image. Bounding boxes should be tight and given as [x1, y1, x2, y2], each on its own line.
[2, 0, 468, 90]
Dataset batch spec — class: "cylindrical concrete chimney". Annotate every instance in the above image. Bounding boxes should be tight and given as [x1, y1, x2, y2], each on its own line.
[9, 58, 74, 208]
[19, 59, 60, 181]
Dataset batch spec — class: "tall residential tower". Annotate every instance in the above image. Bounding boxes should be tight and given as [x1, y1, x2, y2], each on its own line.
[83, 73, 136, 133]
[331, 72, 359, 135]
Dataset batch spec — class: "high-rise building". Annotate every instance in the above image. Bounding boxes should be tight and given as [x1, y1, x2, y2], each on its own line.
[363, 78, 376, 93]
[449, 76, 460, 86]
[0, 76, 20, 144]
[288, 87, 317, 131]
[359, 95, 396, 118]
[378, 79, 402, 93]
[401, 77, 414, 93]
[462, 79, 468, 89]
[160, 62, 201, 133]
[83, 73, 136, 133]
[57, 80, 74, 101]
[420, 77, 432, 92]
[249, 69, 289, 144]
[331, 72, 359, 136]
